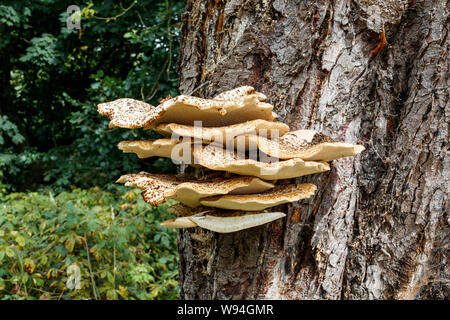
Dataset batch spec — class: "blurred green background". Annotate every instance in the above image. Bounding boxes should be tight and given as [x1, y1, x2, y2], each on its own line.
[0, 0, 185, 299]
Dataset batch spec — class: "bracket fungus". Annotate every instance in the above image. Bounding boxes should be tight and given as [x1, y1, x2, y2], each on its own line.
[118, 139, 182, 159]
[193, 144, 330, 180]
[98, 86, 277, 129]
[155, 119, 290, 141]
[160, 208, 286, 233]
[240, 130, 365, 161]
[117, 172, 274, 207]
[189, 211, 286, 234]
[99, 86, 365, 233]
[160, 215, 199, 229]
[199, 184, 317, 211]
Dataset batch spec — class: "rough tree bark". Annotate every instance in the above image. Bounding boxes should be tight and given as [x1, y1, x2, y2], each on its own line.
[176, 0, 449, 299]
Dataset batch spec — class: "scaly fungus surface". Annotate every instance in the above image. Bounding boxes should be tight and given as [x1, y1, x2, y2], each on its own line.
[99, 86, 364, 233]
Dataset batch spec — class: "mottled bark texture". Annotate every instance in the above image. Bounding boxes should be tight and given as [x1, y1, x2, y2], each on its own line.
[176, 0, 449, 299]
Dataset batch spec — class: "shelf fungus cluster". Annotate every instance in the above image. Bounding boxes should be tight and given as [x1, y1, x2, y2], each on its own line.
[98, 86, 365, 233]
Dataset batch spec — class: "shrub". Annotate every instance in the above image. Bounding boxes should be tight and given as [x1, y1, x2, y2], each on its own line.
[0, 186, 179, 300]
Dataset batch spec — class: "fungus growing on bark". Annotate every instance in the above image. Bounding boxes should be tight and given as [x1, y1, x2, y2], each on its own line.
[98, 86, 365, 233]
[97, 98, 155, 129]
[189, 211, 286, 233]
[240, 130, 365, 161]
[118, 139, 182, 159]
[155, 119, 290, 141]
[199, 184, 317, 211]
[117, 172, 274, 207]
[193, 144, 330, 180]
[161, 210, 286, 233]
[118, 139, 200, 166]
[160, 215, 199, 229]
[98, 86, 277, 129]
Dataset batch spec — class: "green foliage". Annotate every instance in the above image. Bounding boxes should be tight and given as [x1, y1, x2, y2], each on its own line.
[19, 33, 60, 67]
[0, 1, 184, 300]
[0, 150, 42, 195]
[0, 115, 25, 147]
[0, 0, 183, 192]
[0, 186, 179, 300]
[0, 5, 22, 28]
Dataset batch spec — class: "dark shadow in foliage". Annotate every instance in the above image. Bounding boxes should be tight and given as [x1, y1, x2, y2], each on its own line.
[0, 0, 184, 193]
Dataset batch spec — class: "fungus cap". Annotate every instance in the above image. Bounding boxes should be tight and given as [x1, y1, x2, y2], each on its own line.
[117, 172, 274, 207]
[241, 130, 365, 161]
[189, 211, 286, 233]
[160, 216, 199, 229]
[118, 139, 181, 159]
[153, 94, 276, 127]
[156, 119, 289, 141]
[193, 144, 330, 180]
[117, 139, 200, 165]
[97, 98, 155, 129]
[200, 183, 316, 211]
[160, 210, 285, 233]
[97, 86, 277, 129]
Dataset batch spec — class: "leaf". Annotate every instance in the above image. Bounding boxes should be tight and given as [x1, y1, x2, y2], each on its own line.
[65, 238, 75, 253]
[87, 219, 99, 232]
[106, 289, 117, 299]
[106, 272, 114, 284]
[5, 247, 14, 258]
[33, 277, 44, 287]
[118, 285, 128, 298]
[161, 236, 170, 248]
[151, 287, 159, 298]
[21, 273, 29, 284]
[16, 235, 26, 247]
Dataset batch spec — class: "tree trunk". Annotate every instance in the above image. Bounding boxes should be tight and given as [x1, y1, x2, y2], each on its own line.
[175, 0, 448, 299]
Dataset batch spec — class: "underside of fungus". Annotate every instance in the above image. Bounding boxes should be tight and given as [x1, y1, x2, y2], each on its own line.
[193, 144, 330, 180]
[116, 172, 274, 207]
[199, 183, 317, 211]
[161, 210, 286, 233]
[118, 139, 202, 166]
[155, 119, 290, 141]
[98, 85, 365, 233]
[190, 211, 286, 233]
[118, 139, 182, 159]
[160, 215, 198, 229]
[239, 130, 366, 161]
